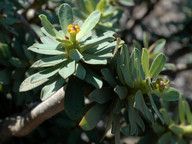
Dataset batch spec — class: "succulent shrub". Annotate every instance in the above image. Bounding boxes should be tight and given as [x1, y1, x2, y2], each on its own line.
[79, 41, 180, 143]
[19, 3, 116, 101]
[16, 2, 185, 144]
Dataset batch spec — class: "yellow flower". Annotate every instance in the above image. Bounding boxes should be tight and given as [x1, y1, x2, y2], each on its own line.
[67, 24, 80, 34]
[156, 78, 170, 92]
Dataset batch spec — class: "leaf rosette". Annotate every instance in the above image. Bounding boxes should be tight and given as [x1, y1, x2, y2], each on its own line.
[19, 3, 116, 101]
[79, 43, 180, 139]
[72, 0, 124, 32]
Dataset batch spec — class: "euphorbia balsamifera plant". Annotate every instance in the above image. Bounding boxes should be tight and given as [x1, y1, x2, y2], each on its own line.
[18, 2, 181, 144]
[19, 3, 116, 101]
[79, 42, 180, 143]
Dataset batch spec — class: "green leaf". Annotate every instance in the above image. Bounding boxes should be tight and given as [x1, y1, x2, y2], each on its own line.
[183, 101, 192, 125]
[59, 59, 76, 79]
[158, 132, 172, 144]
[78, 0, 90, 14]
[89, 87, 113, 104]
[149, 94, 164, 124]
[58, 3, 73, 36]
[0, 42, 11, 58]
[154, 87, 179, 101]
[134, 110, 145, 131]
[160, 108, 173, 125]
[31, 54, 67, 68]
[169, 124, 184, 135]
[9, 57, 27, 68]
[40, 36, 56, 44]
[31, 43, 60, 49]
[28, 47, 65, 55]
[120, 65, 134, 88]
[114, 85, 127, 100]
[153, 39, 166, 53]
[86, 41, 116, 55]
[76, 10, 101, 40]
[41, 27, 58, 42]
[84, 0, 94, 13]
[149, 53, 166, 79]
[101, 68, 117, 87]
[127, 96, 138, 135]
[79, 103, 108, 130]
[119, 0, 134, 6]
[141, 48, 149, 77]
[129, 49, 136, 80]
[135, 90, 154, 122]
[179, 98, 185, 125]
[82, 54, 107, 65]
[69, 49, 83, 61]
[96, 0, 106, 13]
[41, 76, 65, 101]
[19, 73, 49, 92]
[81, 32, 114, 52]
[74, 62, 86, 80]
[64, 77, 84, 119]
[31, 66, 60, 83]
[123, 44, 129, 69]
[39, 14, 64, 40]
[84, 70, 103, 89]
[57, 39, 73, 45]
[152, 123, 165, 134]
[143, 32, 149, 48]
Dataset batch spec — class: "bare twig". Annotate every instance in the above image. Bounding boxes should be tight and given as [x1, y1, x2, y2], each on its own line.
[0, 87, 65, 140]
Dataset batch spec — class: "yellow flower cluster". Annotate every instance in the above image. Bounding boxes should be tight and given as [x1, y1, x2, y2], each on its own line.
[156, 78, 170, 92]
[67, 24, 80, 34]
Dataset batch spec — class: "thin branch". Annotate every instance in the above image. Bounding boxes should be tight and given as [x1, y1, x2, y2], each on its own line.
[0, 87, 65, 140]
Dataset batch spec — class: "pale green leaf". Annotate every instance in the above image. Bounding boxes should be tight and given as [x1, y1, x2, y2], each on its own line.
[79, 103, 108, 130]
[149, 53, 166, 79]
[149, 94, 164, 124]
[74, 62, 86, 80]
[31, 54, 67, 68]
[69, 49, 83, 61]
[31, 66, 60, 83]
[19, 73, 49, 92]
[85, 70, 103, 89]
[82, 54, 107, 65]
[76, 10, 101, 40]
[154, 87, 179, 101]
[59, 59, 75, 79]
[58, 3, 73, 36]
[39, 14, 64, 40]
[135, 90, 154, 122]
[114, 85, 127, 100]
[28, 47, 65, 55]
[41, 76, 65, 101]
[141, 48, 149, 77]
[96, 0, 106, 13]
[101, 68, 117, 87]
[89, 87, 113, 104]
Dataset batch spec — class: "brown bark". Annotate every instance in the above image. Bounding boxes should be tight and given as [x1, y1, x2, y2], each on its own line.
[0, 87, 65, 139]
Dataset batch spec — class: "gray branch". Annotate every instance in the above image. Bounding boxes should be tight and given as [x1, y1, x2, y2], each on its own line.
[0, 87, 65, 140]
